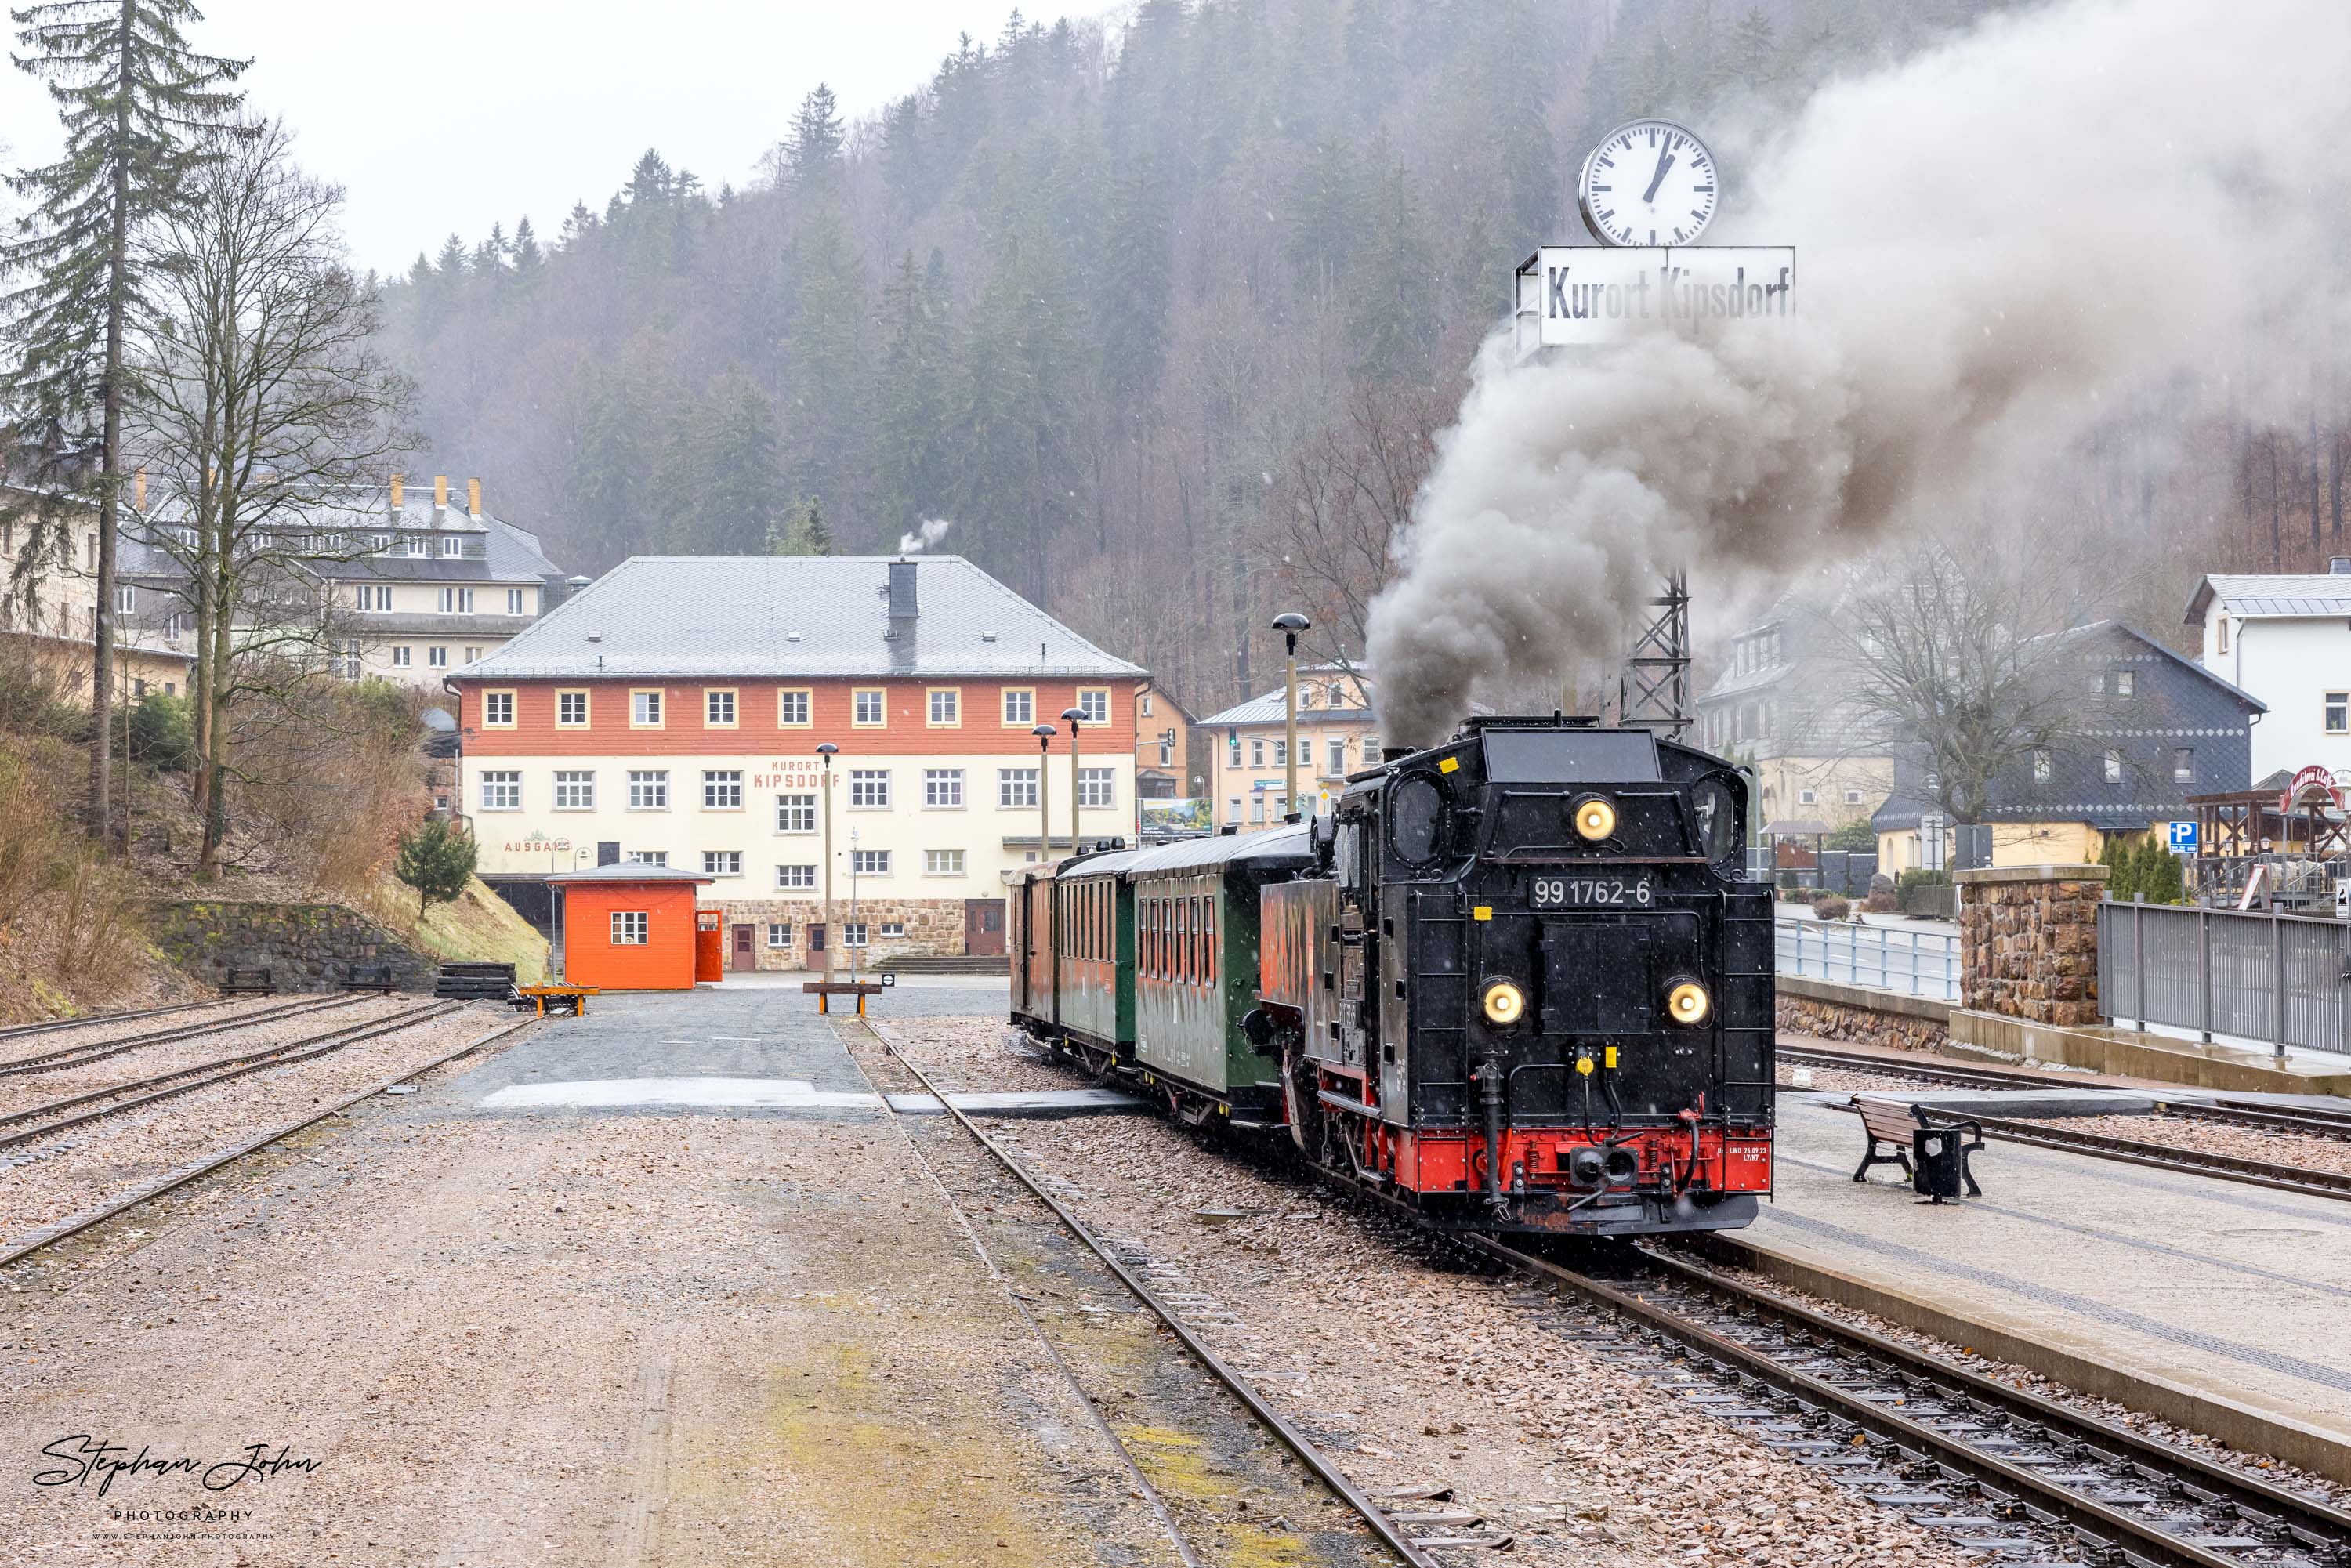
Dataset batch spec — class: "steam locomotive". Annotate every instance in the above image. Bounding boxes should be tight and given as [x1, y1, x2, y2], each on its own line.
[1010, 714, 1773, 1237]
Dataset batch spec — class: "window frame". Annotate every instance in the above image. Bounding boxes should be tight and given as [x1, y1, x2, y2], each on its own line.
[776, 792, 817, 834]
[849, 768, 891, 809]
[776, 864, 817, 889]
[852, 687, 887, 728]
[1002, 687, 1035, 726]
[1075, 686, 1110, 726]
[702, 849, 744, 878]
[923, 767, 965, 809]
[1078, 766, 1114, 809]
[766, 922, 794, 949]
[556, 689, 589, 728]
[2327, 692, 2350, 735]
[925, 848, 966, 877]
[998, 767, 1038, 809]
[552, 770, 596, 811]
[630, 688, 665, 729]
[626, 770, 669, 810]
[427, 646, 448, 668]
[481, 688, 516, 728]
[704, 687, 738, 729]
[479, 770, 522, 812]
[926, 687, 961, 728]
[701, 769, 744, 810]
[506, 587, 527, 615]
[777, 687, 812, 728]
[611, 910, 649, 945]
[850, 847, 892, 878]
[2103, 748, 2124, 784]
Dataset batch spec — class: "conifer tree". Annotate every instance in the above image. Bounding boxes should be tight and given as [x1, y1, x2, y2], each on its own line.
[788, 84, 844, 196]
[766, 495, 831, 556]
[2, 0, 244, 852]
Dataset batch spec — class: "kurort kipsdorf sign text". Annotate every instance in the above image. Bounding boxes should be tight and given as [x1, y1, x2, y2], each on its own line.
[1513, 245, 1795, 350]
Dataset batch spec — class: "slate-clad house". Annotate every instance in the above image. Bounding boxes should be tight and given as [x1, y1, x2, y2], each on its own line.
[1874, 621, 2262, 872]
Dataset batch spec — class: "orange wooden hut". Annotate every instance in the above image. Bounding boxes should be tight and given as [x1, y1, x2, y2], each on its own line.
[547, 864, 715, 990]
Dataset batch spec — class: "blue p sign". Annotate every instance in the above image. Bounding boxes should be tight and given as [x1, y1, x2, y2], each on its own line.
[2168, 820, 2198, 853]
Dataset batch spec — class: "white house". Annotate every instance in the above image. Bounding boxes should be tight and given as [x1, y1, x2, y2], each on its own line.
[2186, 565, 2351, 784]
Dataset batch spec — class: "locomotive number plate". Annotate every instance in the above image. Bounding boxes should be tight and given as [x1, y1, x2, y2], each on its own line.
[1531, 873, 1655, 908]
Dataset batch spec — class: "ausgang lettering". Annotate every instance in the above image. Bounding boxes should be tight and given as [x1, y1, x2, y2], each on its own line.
[1546, 263, 1793, 324]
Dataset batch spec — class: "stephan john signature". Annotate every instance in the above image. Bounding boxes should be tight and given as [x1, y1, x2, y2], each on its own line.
[34, 1436, 321, 1497]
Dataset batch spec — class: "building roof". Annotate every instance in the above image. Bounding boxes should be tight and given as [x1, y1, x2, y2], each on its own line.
[2186, 573, 2351, 625]
[455, 555, 1146, 682]
[119, 504, 566, 587]
[544, 863, 714, 885]
[1201, 668, 1376, 727]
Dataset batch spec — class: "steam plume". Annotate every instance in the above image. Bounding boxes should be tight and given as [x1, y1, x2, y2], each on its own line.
[899, 517, 954, 555]
[1365, 0, 2351, 747]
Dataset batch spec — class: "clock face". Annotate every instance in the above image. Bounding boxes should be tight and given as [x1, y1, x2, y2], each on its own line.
[1579, 121, 1718, 248]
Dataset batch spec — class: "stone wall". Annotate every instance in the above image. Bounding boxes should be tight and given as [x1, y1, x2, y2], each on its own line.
[1777, 993, 1951, 1052]
[696, 895, 973, 972]
[1954, 864, 2110, 1026]
[147, 901, 440, 993]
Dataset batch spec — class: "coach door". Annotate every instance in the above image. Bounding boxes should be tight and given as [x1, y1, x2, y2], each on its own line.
[965, 898, 1007, 957]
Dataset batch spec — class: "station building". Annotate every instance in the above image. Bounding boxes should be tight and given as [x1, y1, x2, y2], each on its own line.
[1201, 666, 1381, 831]
[451, 555, 1144, 971]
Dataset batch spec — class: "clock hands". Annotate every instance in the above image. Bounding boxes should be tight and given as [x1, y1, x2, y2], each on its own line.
[1641, 148, 1675, 205]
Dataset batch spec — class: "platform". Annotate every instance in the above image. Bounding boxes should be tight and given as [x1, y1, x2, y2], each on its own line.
[1715, 1092, 2351, 1481]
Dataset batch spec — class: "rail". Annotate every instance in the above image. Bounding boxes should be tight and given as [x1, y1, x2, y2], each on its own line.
[2099, 899, 2351, 1056]
[1774, 916, 1958, 1000]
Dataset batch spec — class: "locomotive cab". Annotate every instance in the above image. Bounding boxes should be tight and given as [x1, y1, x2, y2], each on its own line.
[1263, 715, 1773, 1236]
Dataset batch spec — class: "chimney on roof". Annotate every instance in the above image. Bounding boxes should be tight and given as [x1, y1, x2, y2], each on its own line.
[2331, 557, 2350, 574]
[389, 473, 403, 511]
[467, 477, 482, 520]
[433, 474, 447, 515]
[889, 557, 918, 620]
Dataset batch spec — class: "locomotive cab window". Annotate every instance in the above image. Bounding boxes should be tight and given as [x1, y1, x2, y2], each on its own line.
[1390, 777, 1444, 864]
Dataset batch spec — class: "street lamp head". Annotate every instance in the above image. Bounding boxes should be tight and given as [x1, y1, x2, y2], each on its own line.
[1060, 707, 1086, 724]
[1271, 611, 1310, 634]
[815, 742, 838, 757]
[1031, 722, 1056, 739]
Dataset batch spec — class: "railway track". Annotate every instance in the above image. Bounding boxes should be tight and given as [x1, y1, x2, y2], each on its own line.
[0, 1001, 455, 1154]
[1493, 1239, 2351, 1568]
[1, 1013, 534, 1273]
[0, 996, 245, 1044]
[0, 994, 364, 1077]
[853, 1018, 1451, 1567]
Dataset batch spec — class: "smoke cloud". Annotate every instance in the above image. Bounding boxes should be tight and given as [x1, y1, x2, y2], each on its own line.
[1365, 0, 2351, 747]
[898, 517, 955, 555]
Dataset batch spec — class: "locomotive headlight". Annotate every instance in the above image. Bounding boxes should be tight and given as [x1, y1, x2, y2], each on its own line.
[1570, 795, 1617, 842]
[1666, 980, 1712, 1026]
[1481, 979, 1527, 1027]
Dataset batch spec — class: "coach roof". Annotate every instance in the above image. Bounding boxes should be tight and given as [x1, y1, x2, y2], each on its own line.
[455, 555, 1146, 681]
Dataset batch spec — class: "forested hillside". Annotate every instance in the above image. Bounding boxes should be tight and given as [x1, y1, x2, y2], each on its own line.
[379, 0, 2153, 714]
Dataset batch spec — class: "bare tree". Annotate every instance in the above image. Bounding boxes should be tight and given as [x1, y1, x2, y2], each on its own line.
[127, 118, 414, 878]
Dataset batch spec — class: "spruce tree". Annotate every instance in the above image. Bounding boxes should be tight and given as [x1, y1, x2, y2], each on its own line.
[2, 0, 244, 853]
[788, 84, 845, 196]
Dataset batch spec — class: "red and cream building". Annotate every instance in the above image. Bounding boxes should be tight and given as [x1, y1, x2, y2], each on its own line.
[450, 555, 1143, 970]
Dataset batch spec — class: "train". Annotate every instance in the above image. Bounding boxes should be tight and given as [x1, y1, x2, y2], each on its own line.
[1009, 712, 1774, 1237]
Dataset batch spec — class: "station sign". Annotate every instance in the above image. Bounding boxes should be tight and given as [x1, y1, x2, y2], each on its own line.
[1515, 245, 1795, 351]
[2280, 764, 2342, 813]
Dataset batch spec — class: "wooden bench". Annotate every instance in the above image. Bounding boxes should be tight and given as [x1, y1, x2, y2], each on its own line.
[221, 967, 274, 996]
[515, 984, 598, 1017]
[344, 964, 396, 994]
[1851, 1093, 1984, 1202]
[802, 979, 887, 1016]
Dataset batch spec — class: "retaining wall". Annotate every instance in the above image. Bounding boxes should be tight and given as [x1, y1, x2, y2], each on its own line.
[147, 900, 439, 994]
[1777, 976, 1951, 1051]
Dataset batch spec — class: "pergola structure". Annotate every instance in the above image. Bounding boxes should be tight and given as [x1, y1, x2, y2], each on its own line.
[2187, 786, 2351, 860]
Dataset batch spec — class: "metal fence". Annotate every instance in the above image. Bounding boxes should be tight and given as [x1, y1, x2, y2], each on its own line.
[2099, 900, 2351, 1054]
[1776, 918, 1960, 1000]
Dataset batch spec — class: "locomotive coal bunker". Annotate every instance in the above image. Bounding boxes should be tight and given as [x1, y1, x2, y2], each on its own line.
[1253, 715, 1773, 1234]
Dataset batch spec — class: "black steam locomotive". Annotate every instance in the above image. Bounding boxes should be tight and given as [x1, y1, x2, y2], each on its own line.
[1012, 714, 1773, 1237]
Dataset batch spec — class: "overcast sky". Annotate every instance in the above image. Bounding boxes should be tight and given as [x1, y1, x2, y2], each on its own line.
[0, 0, 1119, 275]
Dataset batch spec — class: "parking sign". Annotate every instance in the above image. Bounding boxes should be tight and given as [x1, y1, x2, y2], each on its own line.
[2167, 820, 2198, 853]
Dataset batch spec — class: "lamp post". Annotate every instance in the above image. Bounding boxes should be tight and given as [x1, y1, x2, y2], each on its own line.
[1031, 723, 1056, 862]
[817, 741, 838, 981]
[849, 826, 861, 986]
[1060, 706, 1087, 853]
[1272, 612, 1310, 824]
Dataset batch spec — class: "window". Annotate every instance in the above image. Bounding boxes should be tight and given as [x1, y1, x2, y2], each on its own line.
[851, 848, 890, 876]
[463, 646, 482, 664]
[766, 922, 793, 949]
[1002, 688, 1034, 725]
[879, 920, 905, 940]
[778, 688, 810, 726]
[437, 587, 474, 614]
[1140, 693, 1154, 717]
[1226, 733, 1241, 765]
[702, 770, 743, 809]
[777, 793, 817, 833]
[1078, 767, 1114, 809]
[2033, 749, 2051, 783]
[404, 536, 428, 558]
[1160, 733, 1174, 766]
[2217, 618, 2230, 654]
[928, 688, 959, 726]
[391, 646, 411, 668]
[1328, 739, 1346, 777]
[483, 690, 516, 727]
[2103, 749, 2123, 784]
[2174, 747, 2195, 784]
[1077, 687, 1109, 725]
[627, 770, 668, 809]
[553, 770, 595, 809]
[704, 849, 743, 877]
[1844, 788, 1864, 806]
[849, 768, 890, 808]
[1251, 738, 1266, 766]
[924, 768, 964, 807]
[853, 688, 886, 726]
[998, 768, 1038, 808]
[440, 535, 464, 559]
[480, 770, 520, 810]
[777, 864, 817, 889]
[428, 646, 448, 668]
[335, 640, 361, 680]
[626, 849, 668, 867]
[556, 690, 589, 726]
[2115, 670, 2135, 697]
[1797, 788, 1817, 806]
[632, 690, 663, 727]
[611, 911, 649, 945]
[2328, 693, 2349, 734]
[705, 689, 737, 726]
[842, 921, 868, 948]
[926, 849, 965, 876]
[1250, 795, 1266, 824]
[1230, 797, 1243, 824]
[506, 588, 526, 614]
